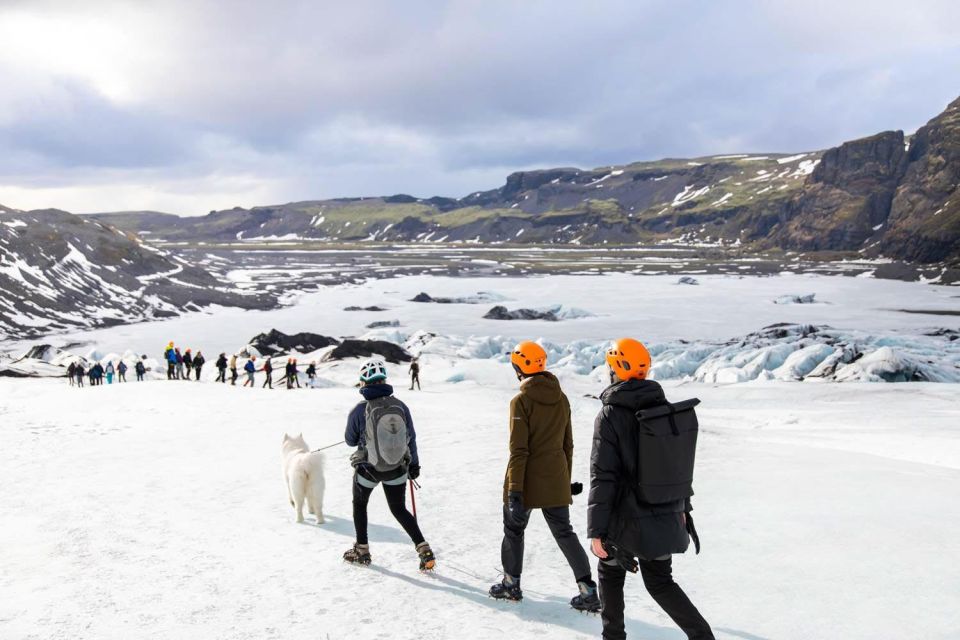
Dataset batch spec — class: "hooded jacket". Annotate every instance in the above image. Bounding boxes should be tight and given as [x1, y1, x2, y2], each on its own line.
[588, 379, 690, 560]
[502, 371, 574, 509]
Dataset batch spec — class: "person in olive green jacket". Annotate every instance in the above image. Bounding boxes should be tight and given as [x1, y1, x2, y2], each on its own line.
[489, 341, 600, 613]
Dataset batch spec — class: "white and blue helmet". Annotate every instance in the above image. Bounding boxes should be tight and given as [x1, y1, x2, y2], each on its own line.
[359, 359, 388, 383]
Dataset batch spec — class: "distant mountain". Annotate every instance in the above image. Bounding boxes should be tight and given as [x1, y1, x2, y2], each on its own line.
[0, 208, 274, 339]
[89, 96, 960, 266]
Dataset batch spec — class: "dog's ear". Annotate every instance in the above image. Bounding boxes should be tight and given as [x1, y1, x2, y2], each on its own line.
[282, 433, 289, 441]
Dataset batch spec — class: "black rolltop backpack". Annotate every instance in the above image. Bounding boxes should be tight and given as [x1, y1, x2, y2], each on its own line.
[634, 398, 702, 552]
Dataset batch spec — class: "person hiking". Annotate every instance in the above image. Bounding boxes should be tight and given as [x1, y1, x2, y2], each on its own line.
[489, 341, 599, 613]
[306, 361, 317, 387]
[284, 358, 293, 389]
[67, 362, 76, 386]
[193, 351, 205, 381]
[166, 344, 177, 380]
[183, 349, 193, 380]
[290, 358, 301, 388]
[262, 358, 273, 389]
[243, 356, 257, 387]
[75, 363, 85, 387]
[215, 353, 228, 383]
[175, 348, 185, 380]
[229, 354, 239, 386]
[408, 358, 421, 391]
[135, 359, 146, 382]
[92, 362, 104, 386]
[342, 360, 435, 571]
[117, 360, 127, 383]
[105, 361, 115, 384]
[588, 338, 714, 640]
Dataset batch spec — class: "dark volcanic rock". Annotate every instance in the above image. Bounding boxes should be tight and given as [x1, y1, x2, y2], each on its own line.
[322, 340, 412, 364]
[881, 96, 960, 262]
[248, 329, 340, 356]
[677, 276, 700, 285]
[344, 306, 387, 312]
[484, 305, 559, 321]
[366, 320, 400, 329]
[774, 131, 907, 250]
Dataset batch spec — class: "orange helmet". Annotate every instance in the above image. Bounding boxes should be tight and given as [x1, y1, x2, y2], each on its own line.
[511, 341, 547, 376]
[606, 338, 651, 381]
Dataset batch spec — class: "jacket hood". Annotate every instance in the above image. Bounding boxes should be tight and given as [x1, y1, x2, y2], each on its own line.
[600, 379, 665, 411]
[519, 371, 563, 405]
[360, 383, 394, 400]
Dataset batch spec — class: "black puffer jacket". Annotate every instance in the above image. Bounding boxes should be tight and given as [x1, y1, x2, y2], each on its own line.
[588, 379, 690, 560]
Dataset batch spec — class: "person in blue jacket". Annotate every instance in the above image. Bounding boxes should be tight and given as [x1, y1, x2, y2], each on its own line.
[342, 359, 435, 571]
[243, 356, 257, 387]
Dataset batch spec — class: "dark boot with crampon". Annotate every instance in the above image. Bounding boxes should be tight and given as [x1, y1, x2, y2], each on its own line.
[343, 543, 371, 565]
[416, 542, 436, 571]
[570, 579, 601, 613]
[489, 575, 523, 602]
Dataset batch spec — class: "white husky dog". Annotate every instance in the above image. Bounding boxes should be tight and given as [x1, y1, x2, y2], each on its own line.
[281, 433, 325, 524]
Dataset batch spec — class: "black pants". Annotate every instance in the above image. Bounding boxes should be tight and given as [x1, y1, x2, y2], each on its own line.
[217, 368, 226, 382]
[409, 374, 420, 390]
[195, 366, 202, 380]
[263, 372, 272, 388]
[167, 363, 174, 379]
[501, 505, 591, 582]
[352, 476, 423, 546]
[118, 372, 126, 382]
[598, 557, 714, 640]
[136, 372, 144, 381]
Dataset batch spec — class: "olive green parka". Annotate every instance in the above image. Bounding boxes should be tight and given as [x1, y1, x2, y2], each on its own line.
[502, 371, 574, 508]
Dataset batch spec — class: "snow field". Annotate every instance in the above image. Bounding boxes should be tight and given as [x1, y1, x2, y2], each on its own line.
[1, 365, 959, 639]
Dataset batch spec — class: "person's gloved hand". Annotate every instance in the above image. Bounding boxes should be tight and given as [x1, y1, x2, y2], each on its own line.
[570, 482, 583, 496]
[608, 543, 639, 573]
[349, 448, 367, 469]
[507, 491, 526, 525]
[407, 464, 421, 480]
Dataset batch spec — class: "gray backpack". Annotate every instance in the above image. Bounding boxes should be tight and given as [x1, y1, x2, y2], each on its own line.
[363, 396, 410, 473]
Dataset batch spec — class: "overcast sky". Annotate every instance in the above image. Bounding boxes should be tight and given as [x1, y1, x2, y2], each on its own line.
[0, 0, 958, 215]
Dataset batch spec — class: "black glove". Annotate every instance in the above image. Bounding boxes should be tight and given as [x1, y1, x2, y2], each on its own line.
[507, 491, 527, 525]
[570, 482, 583, 496]
[407, 464, 421, 480]
[606, 542, 639, 573]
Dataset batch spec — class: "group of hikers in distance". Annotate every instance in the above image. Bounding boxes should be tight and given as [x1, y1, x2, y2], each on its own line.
[343, 337, 713, 640]
[67, 358, 146, 387]
[66, 341, 426, 392]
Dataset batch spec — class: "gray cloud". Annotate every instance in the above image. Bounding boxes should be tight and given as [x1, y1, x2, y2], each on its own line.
[0, 0, 958, 214]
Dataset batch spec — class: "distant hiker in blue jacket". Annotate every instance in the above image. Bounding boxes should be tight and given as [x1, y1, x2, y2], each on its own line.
[117, 360, 127, 382]
[342, 359, 435, 571]
[105, 362, 115, 384]
[243, 356, 257, 387]
[166, 346, 177, 380]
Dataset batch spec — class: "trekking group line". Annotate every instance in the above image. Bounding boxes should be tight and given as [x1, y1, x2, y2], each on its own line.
[341, 338, 713, 640]
[69, 342, 417, 392]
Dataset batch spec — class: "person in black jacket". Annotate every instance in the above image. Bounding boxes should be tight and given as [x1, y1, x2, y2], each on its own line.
[215, 353, 228, 383]
[588, 338, 714, 640]
[262, 358, 273, 389]
[135, 359, 146, 381]
[193, 351, 205, 381]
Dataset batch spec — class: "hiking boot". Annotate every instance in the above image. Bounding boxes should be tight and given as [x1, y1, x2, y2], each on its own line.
[489, 576, 523, 602]
[570, 580, 601, 613]
[343, 543, 371, 565]
[416, 542, 436, 571]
